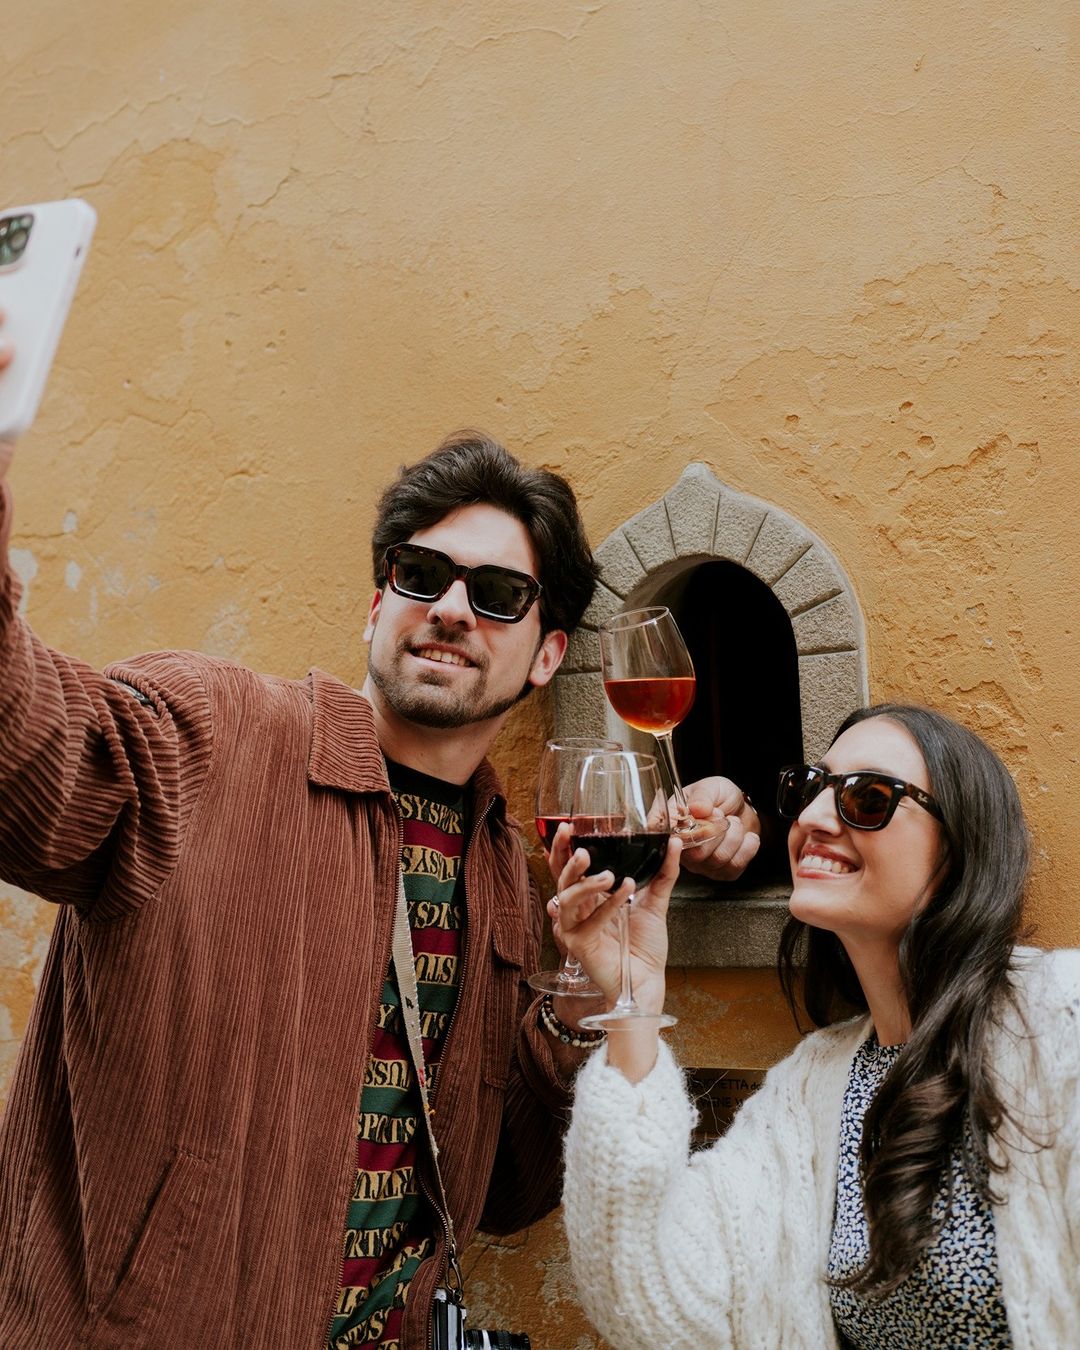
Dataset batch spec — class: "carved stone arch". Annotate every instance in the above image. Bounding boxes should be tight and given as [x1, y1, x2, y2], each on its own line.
[555, 461, 868, 760]
[552, 463, 869, 962]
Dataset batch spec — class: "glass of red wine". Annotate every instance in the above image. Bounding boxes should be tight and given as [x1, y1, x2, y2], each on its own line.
[572, 750, 677, 1031]
[526, 738, 621, 996]
[599, 605, 720, 845]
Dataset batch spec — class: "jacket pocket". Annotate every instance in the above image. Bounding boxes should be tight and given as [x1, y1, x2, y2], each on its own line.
[84, 1146, 214, 1346]
[482, 921, 524, 1089]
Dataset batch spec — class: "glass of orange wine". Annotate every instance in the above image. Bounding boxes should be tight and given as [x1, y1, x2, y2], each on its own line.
[599, 605, 720, 844]
[526, 738, 620, 996]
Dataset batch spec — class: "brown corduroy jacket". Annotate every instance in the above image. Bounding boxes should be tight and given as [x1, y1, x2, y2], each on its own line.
[0, 483, 571, 1348]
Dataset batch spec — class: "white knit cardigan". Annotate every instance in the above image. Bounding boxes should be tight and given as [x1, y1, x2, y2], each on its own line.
[562, 947, 1080, 1350]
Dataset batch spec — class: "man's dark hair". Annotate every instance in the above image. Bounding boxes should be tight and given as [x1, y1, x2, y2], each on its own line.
[371, 430, 600, 635]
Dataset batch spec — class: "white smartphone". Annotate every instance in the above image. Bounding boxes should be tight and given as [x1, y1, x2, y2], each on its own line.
[0, 198, 96, 440]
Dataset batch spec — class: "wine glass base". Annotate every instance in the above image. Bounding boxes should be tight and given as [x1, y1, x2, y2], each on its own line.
[578, 1007, 678, 1031]
[526, 969, 604, 998]
[673, 816, 726, 846]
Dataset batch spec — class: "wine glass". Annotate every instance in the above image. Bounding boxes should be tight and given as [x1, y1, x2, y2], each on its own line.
[526, 738, 621, 997]
[572, 750, 677, 1031]
[599, 605, 720, 845]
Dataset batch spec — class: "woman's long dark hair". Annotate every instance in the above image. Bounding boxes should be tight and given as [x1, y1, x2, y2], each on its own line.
[777, 703, 1033, 1299]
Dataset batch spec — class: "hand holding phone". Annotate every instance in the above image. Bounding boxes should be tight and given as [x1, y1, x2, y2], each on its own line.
[0, 199, 96, 441]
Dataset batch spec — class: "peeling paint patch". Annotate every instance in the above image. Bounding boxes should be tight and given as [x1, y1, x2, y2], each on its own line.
[9, 549, 38, 616]
[205, 602, 251, 660]
[0, 885, 53, 989]
[64, 561, 83, 591]
[62, 511, 77, 533]
[101, 567, 129, 598]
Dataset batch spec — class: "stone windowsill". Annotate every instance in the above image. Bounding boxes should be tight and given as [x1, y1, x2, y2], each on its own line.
[667, 877, 791, 967]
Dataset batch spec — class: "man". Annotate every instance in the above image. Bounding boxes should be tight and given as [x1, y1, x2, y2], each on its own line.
[0, 373, 758, 1345]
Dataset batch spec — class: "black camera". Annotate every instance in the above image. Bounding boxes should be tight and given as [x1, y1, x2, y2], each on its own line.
[432, 1288, 530, 1350]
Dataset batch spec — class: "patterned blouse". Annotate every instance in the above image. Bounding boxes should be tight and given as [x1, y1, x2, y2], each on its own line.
[828, 1036, 1012, 1348]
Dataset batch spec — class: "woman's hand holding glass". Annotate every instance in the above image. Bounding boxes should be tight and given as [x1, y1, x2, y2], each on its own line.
[545, 749, 681, 1048]
[549, 827, 682, 1023]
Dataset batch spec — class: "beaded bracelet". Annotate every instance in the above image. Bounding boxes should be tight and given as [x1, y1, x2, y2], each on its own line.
[538, 994, 606, 1049]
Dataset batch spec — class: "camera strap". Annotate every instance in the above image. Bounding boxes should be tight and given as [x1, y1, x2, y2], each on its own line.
[391, 868, 465, 1297]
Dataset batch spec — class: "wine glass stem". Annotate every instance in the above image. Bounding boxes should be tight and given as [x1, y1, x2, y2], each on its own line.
[557, 955, 591, 991]
[651, 730, 693, 828]
[613, 898, 636, 1013]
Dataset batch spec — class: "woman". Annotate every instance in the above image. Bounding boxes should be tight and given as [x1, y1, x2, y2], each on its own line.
[554, 705, 1079, 1349]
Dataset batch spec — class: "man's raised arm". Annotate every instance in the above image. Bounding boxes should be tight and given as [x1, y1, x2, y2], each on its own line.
[0, 339, 211, 916]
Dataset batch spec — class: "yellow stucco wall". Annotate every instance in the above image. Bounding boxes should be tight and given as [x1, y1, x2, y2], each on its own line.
[2, 3, 1078, 1343]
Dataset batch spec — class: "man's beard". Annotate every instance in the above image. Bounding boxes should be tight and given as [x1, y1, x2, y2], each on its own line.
[367, 628, 535, 730]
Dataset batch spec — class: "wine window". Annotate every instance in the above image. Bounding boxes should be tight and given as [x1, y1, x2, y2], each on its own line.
[665, 561, 802, 882]
[553, 462, 868, 905]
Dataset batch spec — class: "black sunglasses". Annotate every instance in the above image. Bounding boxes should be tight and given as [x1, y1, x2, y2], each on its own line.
[777, 763, 944, 832]
[382, 543, 542, 624]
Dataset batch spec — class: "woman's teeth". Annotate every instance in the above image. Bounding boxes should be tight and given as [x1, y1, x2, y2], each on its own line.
[802, 853, 854, 874]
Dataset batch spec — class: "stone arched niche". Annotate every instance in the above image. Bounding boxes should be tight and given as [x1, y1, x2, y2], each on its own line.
[552, 463, 869, 963]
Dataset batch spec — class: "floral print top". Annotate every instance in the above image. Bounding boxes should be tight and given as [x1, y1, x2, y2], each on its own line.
[828, 1036, 1012, 1348]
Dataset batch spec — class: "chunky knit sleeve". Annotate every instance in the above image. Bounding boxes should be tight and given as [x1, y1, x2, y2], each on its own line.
[563, 1029, 862, 1349]
[1046, 950, 1080, 1228]
[984, 947, 1080, 1349]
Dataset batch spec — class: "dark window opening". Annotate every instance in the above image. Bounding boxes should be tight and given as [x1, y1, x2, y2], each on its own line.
[663, 560, 802, 884]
